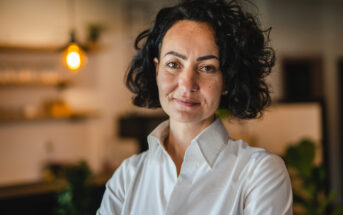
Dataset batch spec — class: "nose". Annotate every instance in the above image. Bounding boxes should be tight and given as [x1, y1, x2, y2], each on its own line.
[179, 66, 199, 92]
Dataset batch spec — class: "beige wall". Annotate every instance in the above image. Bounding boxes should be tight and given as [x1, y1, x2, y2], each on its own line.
[225, 103, 323, 162]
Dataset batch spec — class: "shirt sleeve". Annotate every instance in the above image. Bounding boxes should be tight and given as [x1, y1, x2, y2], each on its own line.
[243, 153, 293, 215]
[96, 163, 127, 215]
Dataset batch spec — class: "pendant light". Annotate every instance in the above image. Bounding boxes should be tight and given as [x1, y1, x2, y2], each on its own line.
[62, 0, 86, 72]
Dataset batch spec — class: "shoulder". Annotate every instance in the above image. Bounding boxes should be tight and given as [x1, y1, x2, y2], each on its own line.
[97, 151, 150, 214]
[227, 139, 293, 214]
[242, 142, 288, 179]
[243, 150, 293, 214]
[247, 150, 289, 182]
[227, 138, 286, 169]
[106, 151, 149, 192]
[117, 151, 149, 173]
[225, 138, 290, 187]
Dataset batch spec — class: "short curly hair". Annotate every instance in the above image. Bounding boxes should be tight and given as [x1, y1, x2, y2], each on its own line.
[126, 0, 275, 119]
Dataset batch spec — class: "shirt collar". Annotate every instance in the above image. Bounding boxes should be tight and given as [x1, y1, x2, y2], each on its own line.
[147, 118, 229, 168]
[147, 119, 170, 153]
[192, 118, 229, 167]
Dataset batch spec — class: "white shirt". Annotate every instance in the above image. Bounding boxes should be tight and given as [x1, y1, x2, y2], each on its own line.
[97, 118, 293, 215]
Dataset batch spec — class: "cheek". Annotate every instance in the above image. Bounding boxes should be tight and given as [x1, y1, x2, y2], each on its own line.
[157, 72, 176, 95]
[202, 79, 223, 102]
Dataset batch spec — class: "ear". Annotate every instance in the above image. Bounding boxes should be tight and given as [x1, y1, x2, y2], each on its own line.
[153, 57, 159, 76]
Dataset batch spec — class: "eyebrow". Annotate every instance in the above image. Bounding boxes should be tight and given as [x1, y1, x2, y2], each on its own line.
[196, 55, 218, 61]
[164, 51, 186, 60]
[164, 51, 218, 61]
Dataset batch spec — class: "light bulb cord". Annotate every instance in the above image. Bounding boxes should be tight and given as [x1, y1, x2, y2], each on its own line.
[68, 0, 76, 39]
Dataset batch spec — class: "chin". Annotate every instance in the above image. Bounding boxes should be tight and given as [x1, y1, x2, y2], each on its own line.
[168, 110, 214, 125]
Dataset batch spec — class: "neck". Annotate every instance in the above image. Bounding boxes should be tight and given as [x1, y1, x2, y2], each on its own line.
[164, 116, 216, 175]
[169, 118, 214, 146]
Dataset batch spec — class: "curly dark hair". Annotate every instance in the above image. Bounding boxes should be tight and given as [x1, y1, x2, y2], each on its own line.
[126, 0, 275, 119]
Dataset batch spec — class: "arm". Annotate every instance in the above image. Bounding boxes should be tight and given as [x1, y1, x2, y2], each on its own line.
[97, 164, 127, 215]
[243, 153, 293, 215]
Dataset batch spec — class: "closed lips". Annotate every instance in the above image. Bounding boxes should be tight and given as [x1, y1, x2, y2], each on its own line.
[174, 97, 200, 106]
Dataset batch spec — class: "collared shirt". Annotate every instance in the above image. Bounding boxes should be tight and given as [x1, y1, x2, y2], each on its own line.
[97, 118, 293, 215]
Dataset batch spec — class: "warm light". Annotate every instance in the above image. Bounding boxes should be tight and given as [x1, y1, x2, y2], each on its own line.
[67, 52, 81, 70]
[63, 43, 85, 72]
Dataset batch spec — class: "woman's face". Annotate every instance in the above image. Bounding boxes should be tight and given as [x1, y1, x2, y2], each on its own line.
[154, 20, 224, 126]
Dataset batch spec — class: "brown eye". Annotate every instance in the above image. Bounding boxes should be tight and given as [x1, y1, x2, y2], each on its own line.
[200, 65, 216, 73]
[167, 61, 179, 69]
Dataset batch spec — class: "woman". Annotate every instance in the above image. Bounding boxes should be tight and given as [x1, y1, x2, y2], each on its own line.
[98, 0, 293, 214]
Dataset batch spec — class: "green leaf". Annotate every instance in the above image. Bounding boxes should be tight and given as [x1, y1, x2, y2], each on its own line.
[332, 206, 343, 215]
[283, 138, 343, 215]
[317, 191, 336, 214]
[284, 138, 315, 179]
[216, 109, 231, 119]
[55, 160, 92, 215]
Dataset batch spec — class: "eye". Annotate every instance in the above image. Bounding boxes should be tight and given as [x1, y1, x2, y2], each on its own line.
[199, 65, 216, 73]
[166, 61, 180, 69]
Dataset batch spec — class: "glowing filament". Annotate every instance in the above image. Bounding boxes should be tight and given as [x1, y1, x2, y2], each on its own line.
[64, 43, 84, 72]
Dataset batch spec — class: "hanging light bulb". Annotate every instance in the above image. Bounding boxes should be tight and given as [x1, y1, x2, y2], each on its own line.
[62, 0, 86, 72]
[66, 44, 81, 70]
[63, 33, 86, 72]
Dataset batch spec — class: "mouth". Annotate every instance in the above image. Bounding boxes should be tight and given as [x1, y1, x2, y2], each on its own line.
[173, 97, 201, 107]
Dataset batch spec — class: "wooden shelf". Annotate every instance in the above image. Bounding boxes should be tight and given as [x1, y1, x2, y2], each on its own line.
[0, 43, 62, 53]
[0, 79, 72, 89]
[0, 43, 95, 124]
[0, 173, 111, 199]
[0, 111, 98, 123]
[0, 43, 101, 53]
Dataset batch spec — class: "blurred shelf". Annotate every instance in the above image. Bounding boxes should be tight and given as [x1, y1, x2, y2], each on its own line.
[0, 43, 95, 124]
[0, 43, 74, 89]
[0, 43, 61, 53]
[0, 79, 72, 89]
[0, 111, 99, 124]
[0, 42, 101, 53]
[0, 173, 111, 199]
[0, 180, 65, 199]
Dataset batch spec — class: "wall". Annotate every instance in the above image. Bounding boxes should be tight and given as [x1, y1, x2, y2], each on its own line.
[225, 103, 322, 159]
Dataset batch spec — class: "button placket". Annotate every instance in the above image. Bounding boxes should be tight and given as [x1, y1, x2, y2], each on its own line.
[164, 143, 205, 215]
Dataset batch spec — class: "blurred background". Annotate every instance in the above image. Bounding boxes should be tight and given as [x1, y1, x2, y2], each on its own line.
[0, 0, 342, 214]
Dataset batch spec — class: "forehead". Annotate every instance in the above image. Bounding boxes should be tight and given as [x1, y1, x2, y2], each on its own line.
[160, 20, 218, 56]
